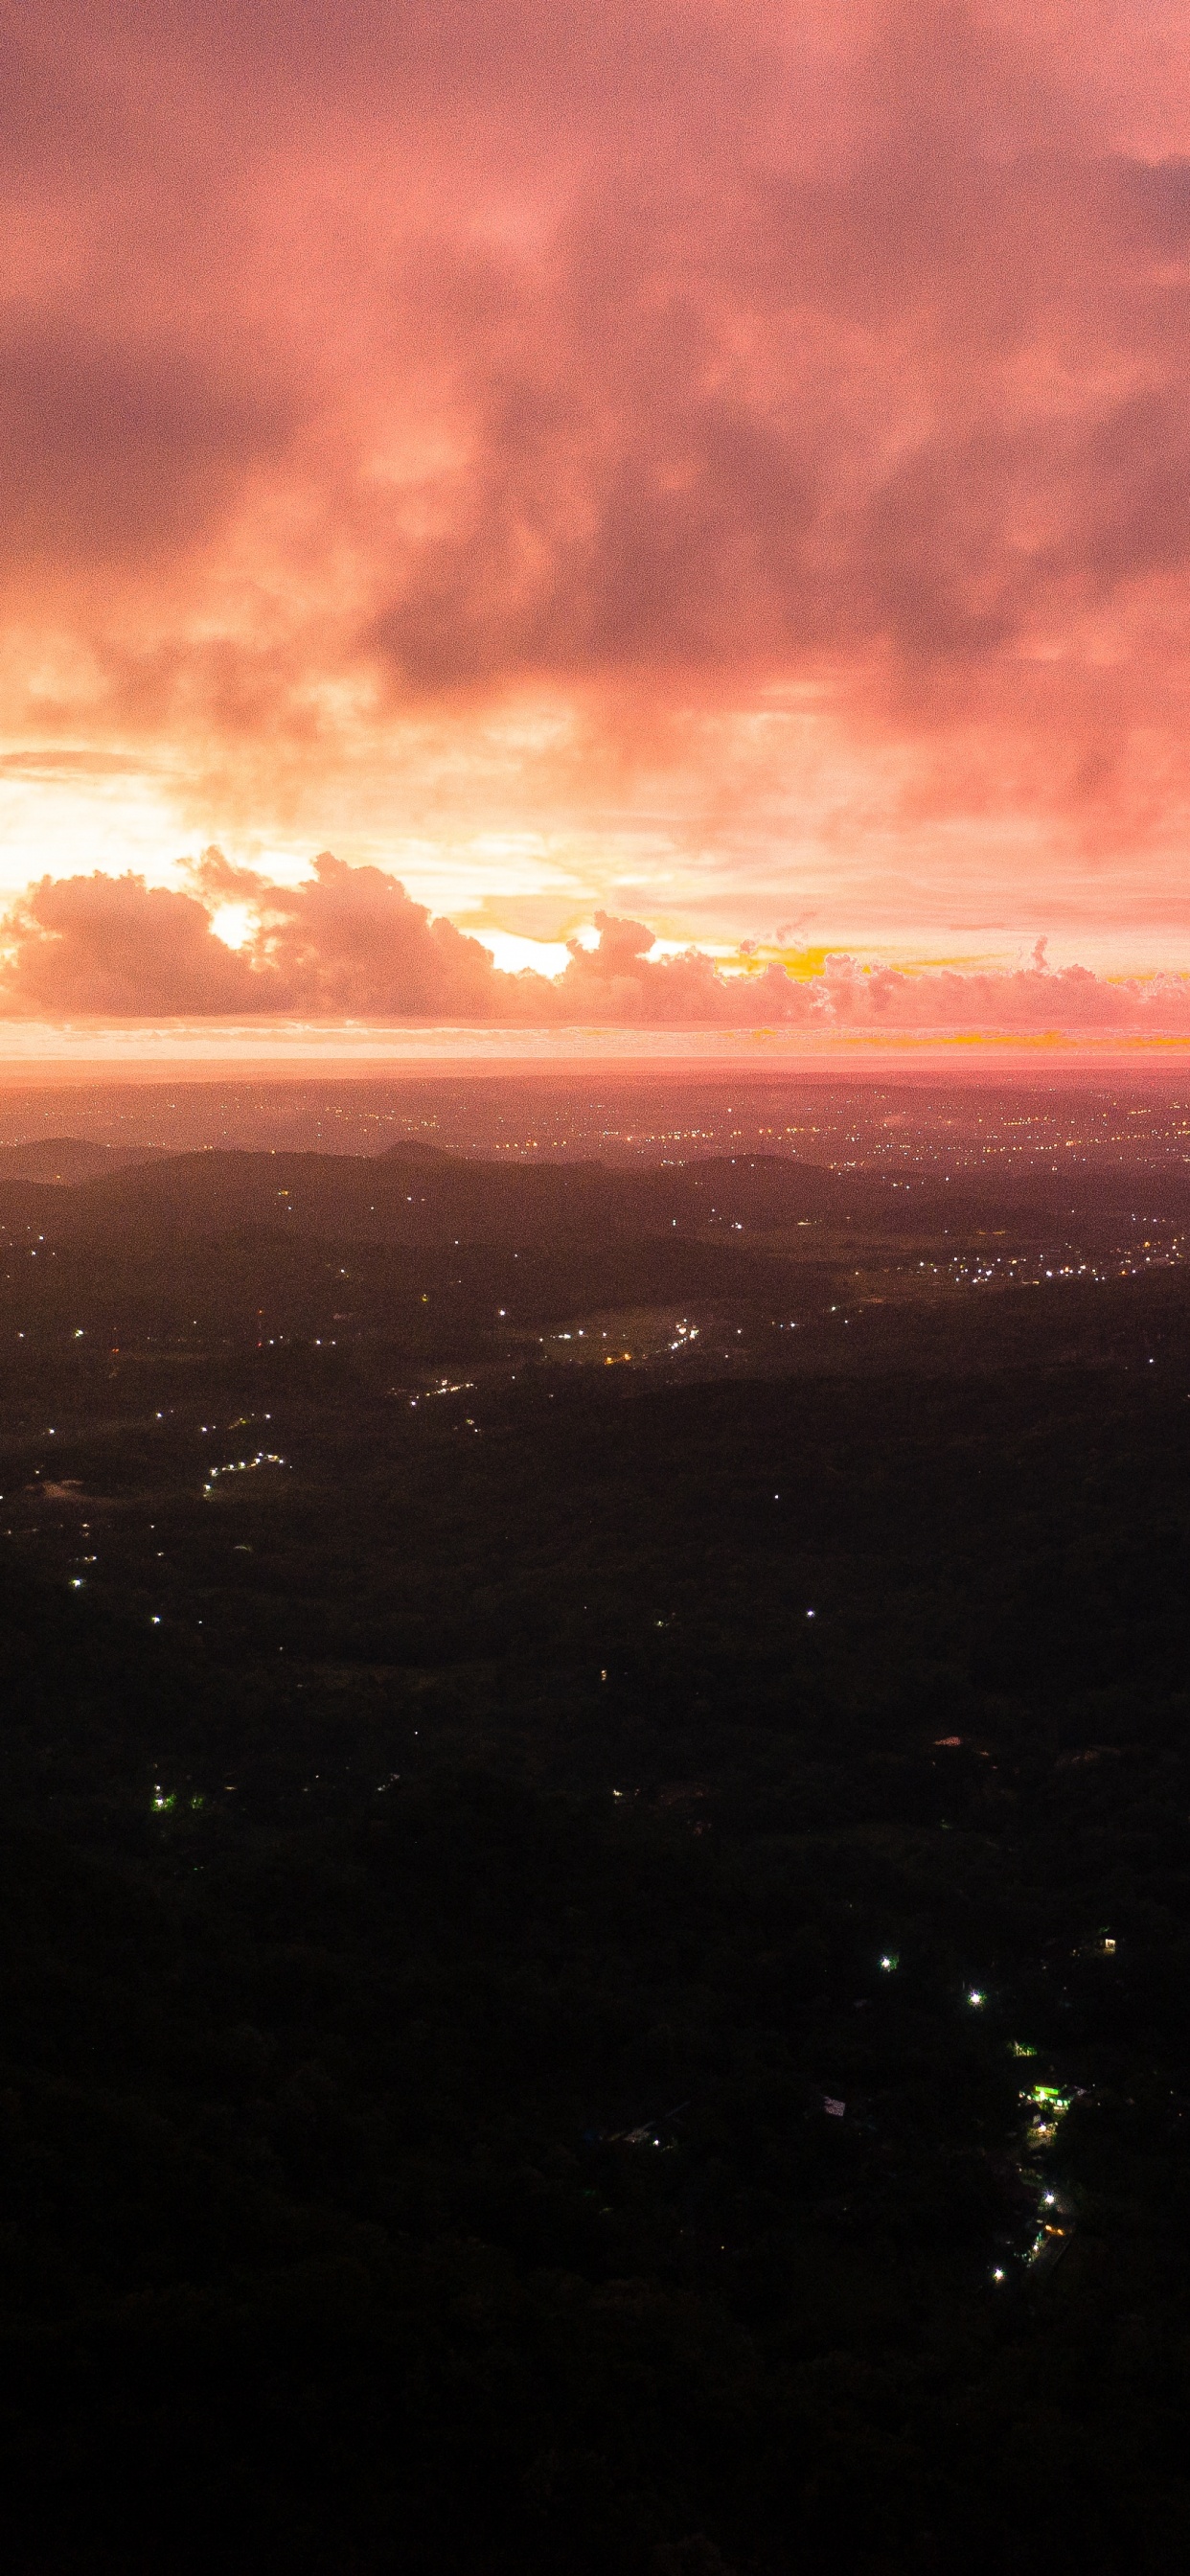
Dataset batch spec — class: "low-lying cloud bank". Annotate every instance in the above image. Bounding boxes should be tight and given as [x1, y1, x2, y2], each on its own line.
[4, 858, 1190, 1036]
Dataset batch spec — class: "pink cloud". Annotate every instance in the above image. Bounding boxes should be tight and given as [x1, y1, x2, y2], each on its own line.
[1, 872, 257, 1015]
[3, 3, 1190, 941]
[6, 857, 1190, 1034]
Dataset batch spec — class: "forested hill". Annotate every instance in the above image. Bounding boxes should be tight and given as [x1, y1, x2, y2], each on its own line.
[0, 1138, 1184, 1249]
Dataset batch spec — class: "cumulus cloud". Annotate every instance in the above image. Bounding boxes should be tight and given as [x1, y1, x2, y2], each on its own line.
[6, 856, 1190, 1034]
[0, 872, 259, 1015]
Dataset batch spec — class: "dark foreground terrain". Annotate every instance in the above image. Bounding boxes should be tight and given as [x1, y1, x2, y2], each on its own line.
[2, 1117, 1190, 2573]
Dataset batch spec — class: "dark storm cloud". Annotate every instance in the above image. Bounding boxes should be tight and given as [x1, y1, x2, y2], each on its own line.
[0, 317, 298, 570]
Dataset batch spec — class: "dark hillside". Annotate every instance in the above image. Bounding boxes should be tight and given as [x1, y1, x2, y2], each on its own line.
[2, 1138, 1186, 1255]
[0, 1137, 162, 1184]
[0, 1142, 1189, 2574]
[0, 1146, 857, 1248]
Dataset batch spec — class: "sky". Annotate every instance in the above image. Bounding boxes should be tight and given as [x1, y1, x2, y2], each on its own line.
[5, 0, 1190, 1046]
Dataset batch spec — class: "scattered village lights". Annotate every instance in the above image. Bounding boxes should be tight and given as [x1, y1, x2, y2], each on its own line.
[203, 1451, 287, 1497]
[10, 1095, 1171, 2366]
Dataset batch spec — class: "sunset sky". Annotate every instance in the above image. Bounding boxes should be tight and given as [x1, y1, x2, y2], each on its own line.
[5, 0, 1190, 1044]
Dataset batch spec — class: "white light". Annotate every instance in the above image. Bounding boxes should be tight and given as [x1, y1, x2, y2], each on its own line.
[969, 1990, 985, 2007]
[210, 902, 254, 951]
[470, 928, 573, 978]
